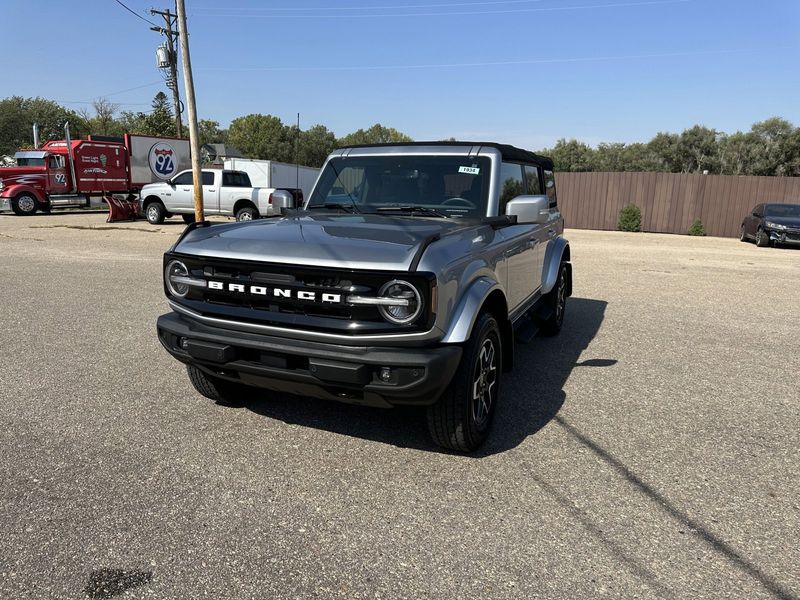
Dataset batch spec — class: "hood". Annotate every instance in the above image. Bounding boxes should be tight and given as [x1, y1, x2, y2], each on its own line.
[174, 212, 470, 271]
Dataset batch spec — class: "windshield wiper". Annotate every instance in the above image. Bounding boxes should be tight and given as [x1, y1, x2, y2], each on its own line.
[307, 202, 359, 213]
[376, 205, 450, 218]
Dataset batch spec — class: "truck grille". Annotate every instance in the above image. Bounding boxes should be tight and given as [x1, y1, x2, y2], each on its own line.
[167, 254, 435, 335]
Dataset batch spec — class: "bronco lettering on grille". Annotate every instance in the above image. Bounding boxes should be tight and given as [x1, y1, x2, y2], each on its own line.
[207, 280, 342, 303]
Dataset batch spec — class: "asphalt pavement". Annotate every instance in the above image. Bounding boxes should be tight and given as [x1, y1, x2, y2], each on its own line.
[0, 212, 798, 599]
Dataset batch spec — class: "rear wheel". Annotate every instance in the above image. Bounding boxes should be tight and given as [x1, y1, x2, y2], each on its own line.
[755, 227, 771, 247]
[182, 213, 196, 224]
[186, 365, 248, 405]
[145, 201, 166, 224]
[427, 312, 501, 452]
[541, 262, 568, 336]
[11, 193, 37, 216]
[235, 205, 258, 221]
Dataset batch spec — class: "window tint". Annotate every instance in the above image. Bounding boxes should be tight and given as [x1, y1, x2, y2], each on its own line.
[222, 171, 250, 187]
[499, 162, 525, 214]
[172, 171, 193, 185]
[201, 171, 215, 186]
[524, 165, 542, 195]
[543, 170, 557, 208]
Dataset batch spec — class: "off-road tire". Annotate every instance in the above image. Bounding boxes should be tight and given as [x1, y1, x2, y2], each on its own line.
[236, 205, 258, 221]
[182, 213, 196, 224]
[427, 312, 502, 452]
[755, 228, 770, 247]
[186, 365, 247, 405]
[541, 262, 568, 336]
[11, 193, 38, 216]
[145, 201, 166, 224]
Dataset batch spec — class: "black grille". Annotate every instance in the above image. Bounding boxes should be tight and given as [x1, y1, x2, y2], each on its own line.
[166, 253, 435, 335]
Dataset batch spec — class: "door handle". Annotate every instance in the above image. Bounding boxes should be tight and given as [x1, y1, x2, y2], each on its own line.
[208, 189, 215, 192]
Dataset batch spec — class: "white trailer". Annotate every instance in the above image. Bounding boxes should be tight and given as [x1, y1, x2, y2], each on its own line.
[223, 158, 319, 203]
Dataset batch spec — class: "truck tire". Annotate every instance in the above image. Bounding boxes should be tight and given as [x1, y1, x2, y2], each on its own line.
[540, 262, 568, 336]
[145, 201, 166, 224]
[236, 205, 258, 221]
[427, 312, 501, 452]
[182, 213, 196, 224]
[186, 365, 247, 405]
[11, 193, 38, 216]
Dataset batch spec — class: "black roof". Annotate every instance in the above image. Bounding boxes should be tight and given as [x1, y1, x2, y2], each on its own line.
[339, 141, 554, 171]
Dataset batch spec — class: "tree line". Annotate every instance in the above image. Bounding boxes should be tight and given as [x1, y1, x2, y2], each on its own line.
[1, 93, 797, 176]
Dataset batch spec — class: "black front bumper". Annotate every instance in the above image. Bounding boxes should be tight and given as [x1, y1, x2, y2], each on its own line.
[157, 312, 462, 408]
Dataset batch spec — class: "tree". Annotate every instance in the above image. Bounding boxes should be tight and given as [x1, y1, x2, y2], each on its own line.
[144, 92, 176, 137]
[544, 138, 594, 172]
[85, 97, 122, 137]
[645, 132, 681, 172]
[338, 123, 413, 146]
[0, 96, 87, 154]
[747, 117, 800, 176]
[676, 125, 721, 173]
[227, 113, 293, 160]
[198, 119, 228, 146]
[297, 124, 337, 167]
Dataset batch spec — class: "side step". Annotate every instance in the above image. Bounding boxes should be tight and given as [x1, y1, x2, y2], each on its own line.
[513, 302, 554, 345]
[48, 194, 87, 207]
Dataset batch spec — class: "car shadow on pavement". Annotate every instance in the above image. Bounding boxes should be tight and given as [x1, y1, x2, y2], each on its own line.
[233, 297, 610, 455]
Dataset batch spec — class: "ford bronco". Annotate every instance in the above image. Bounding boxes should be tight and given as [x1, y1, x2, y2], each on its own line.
[157, 142, 572, 451]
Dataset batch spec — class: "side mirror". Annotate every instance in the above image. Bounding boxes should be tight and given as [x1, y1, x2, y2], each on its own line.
[506, 195, 549, 224]
[269, 189, 295, 209]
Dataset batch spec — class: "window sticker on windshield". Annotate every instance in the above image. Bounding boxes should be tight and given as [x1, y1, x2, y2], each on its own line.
[458, 166, 480, 175]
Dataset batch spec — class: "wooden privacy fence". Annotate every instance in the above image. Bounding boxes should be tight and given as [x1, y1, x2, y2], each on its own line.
[554, 172, 800, 238]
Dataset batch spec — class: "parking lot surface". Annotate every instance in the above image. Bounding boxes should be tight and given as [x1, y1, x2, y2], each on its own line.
[1, 212, 798, 599]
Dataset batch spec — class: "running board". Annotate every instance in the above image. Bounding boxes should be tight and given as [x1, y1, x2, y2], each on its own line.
[513, 303, 554, 345]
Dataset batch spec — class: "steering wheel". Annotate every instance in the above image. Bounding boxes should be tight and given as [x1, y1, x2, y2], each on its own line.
[441, 196, 477, 209]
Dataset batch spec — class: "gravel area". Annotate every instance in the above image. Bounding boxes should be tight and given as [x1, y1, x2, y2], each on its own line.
[0, 212, 798, 599]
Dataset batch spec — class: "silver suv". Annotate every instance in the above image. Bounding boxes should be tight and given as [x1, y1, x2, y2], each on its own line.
[157, 142, 572, 452]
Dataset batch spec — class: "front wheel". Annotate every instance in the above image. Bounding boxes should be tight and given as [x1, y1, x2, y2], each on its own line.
[186, 365, 248, 405]
[11, 193, 38, 216]
[739, 225, 747, 242]
[755, 228, 771, 247]
[145, 201, 166, 224]
[427, 312, 502, 452]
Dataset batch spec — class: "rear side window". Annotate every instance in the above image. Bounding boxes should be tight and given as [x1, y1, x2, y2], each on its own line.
[201, 171, 215, 186]
[524, 165, 542, 195]
[222, 171, 250, 187]
[543, 170, 557, 208]
[499, 162, 525, 215]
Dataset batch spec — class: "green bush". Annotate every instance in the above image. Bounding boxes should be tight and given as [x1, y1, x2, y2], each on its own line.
[617, 203, 642, 232]
[688, 219, 706, 236]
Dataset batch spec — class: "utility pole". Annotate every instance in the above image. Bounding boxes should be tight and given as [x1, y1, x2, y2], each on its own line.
[150, 7, 183, 138]
[175, 0, 203, 222]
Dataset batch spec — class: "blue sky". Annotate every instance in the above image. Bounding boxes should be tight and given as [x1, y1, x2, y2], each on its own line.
[5, 0, 799, 149]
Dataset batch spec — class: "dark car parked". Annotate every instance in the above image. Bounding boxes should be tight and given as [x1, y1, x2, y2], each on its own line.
[740, 203, 800, 247]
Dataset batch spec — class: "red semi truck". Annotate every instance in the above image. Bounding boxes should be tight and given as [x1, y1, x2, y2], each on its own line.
[0, 124, 189, 216]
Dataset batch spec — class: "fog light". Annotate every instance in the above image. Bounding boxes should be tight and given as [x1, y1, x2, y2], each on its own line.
[379, 367, 392, 382]
[179, 337, 189, 349]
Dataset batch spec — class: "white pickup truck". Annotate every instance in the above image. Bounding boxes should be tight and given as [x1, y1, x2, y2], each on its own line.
[139, 169, 295, 224]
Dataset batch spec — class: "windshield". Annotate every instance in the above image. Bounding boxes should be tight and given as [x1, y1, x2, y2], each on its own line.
[764, 203, 800, 218]
[16, 158, 45, 167]
[307, 155, 491, 218]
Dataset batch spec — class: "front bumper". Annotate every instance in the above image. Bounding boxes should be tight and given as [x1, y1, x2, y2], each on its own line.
[0, 197, 10, 212]
[768, 229, 800, 245]
[157, 312, 462, 408]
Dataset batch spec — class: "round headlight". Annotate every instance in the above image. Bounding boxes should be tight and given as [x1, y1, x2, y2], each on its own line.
[165, 260, 190, 297]
[378, 280, 422, 325]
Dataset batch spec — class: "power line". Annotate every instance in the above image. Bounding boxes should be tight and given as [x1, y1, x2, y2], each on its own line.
[113, 0, 160, 27]
[193, 0, 545, 11]
[198, 46, 773, 72]
[193, 0, 691, 18]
